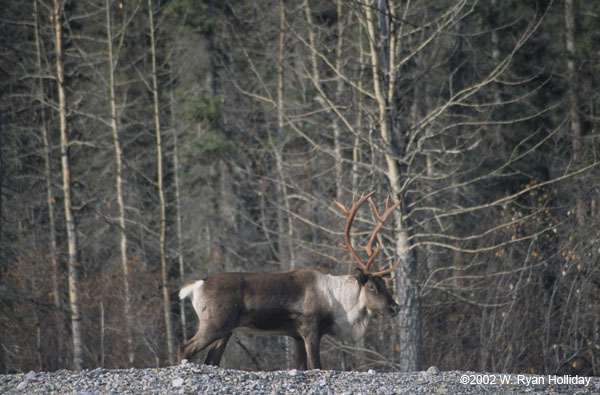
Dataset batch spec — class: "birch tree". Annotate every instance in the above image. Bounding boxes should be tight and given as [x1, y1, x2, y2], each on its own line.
[52, 0, 84, 370]
[148, 0, 175, 364]
[34, 0, 62, 355]
[105, 0, 135, 365]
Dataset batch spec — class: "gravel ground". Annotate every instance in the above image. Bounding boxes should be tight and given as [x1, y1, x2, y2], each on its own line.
[1, 362, 598, 394]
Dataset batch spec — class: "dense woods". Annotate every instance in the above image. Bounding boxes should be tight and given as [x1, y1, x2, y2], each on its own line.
[1, 0, 599, 376]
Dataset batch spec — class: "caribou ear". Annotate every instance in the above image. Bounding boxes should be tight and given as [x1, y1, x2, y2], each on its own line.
[354, 268, 368, 285]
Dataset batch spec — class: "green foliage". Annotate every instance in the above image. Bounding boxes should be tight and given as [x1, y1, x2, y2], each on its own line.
[166, 0, 216, 34]
[180, 91, 221, 123]
[182, 132, 234, 159]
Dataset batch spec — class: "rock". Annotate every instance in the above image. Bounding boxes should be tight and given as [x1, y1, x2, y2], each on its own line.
[427, 366, 441, 375]
[172, 377, 184, 387]
[88, 368, 102, 377]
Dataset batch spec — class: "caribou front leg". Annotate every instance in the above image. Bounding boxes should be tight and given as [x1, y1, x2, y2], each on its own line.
[299, 321, 322, 370]
[294, 337, 307, 370]
[304, 334, 322, 370]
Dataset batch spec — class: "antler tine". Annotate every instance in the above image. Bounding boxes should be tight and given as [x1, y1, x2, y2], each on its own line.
[334, 191, 376, 272]
[333, 200, 348, 215]
[370, 259, 400, 277]
[363, 196, 401, 258]
[364, 243, 381, 271]
[382, 266, 398, 287]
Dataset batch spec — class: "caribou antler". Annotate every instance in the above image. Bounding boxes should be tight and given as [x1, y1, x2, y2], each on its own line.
[334, 192, 375, 273]
[334, 192, 401, 277]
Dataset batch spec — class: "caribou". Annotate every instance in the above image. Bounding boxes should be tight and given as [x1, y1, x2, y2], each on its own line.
[179, 192, 401, 370]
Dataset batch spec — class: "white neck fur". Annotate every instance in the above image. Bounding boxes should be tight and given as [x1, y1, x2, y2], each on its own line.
[317, 273, 371, 343]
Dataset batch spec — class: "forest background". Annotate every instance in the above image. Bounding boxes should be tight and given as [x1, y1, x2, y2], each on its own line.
[1, 0, 599, 376]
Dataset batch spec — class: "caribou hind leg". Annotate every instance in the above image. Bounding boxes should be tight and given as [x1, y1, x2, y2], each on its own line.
[180, 331, 209, 362]
[204, 333, 232, 366]
[180, 327, 227, 363]
[179, 278, 239, 365]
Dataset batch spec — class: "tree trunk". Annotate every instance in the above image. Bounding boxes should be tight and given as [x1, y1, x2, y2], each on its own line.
[53, 0, 84, 370]
[363, 0, 422, 371]
[148, 0, 175, 364]
[35, 0, 63, 367]
[275, 0, 296, 368]
[332, 0, 346, 201]
[303, 0, 345, 201]
[564, 0, 584, 226]
[100, 300, 105, 367]
[170, 69, 187, 344]
[276, 0, 294, 274]
[105, 0, 135, 366]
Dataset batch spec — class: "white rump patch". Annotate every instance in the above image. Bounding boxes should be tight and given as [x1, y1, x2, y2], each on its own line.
[179, 280, 204, 300]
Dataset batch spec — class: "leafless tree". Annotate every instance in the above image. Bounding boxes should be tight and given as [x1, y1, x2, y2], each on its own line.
[52, 0, 84, 370]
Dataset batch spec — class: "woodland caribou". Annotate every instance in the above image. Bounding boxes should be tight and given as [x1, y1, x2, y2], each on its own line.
[179, 192, 401, 370]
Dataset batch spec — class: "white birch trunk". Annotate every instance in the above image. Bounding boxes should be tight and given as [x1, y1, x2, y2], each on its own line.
[148, 0, 175, 364]
[170, 70, 187, 343]
[106, 0, 135, 365]
[53, 0, 84, 370]
[34, 1, 63, 366]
